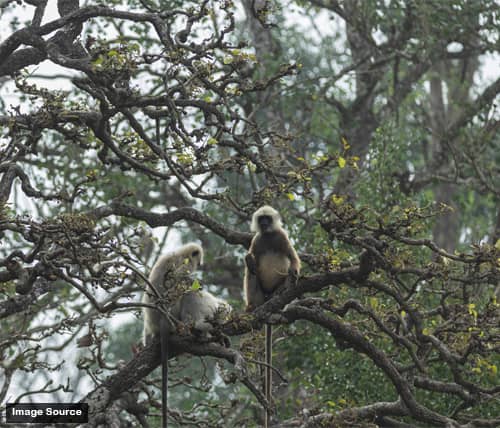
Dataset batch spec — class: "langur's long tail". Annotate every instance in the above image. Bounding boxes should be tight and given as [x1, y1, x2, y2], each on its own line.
[265, 323, 272, 428]
[160, 316, 169, 428]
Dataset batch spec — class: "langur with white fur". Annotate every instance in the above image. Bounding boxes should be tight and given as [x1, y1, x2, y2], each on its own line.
[142, 242, 203, 344]
[142, 243, 230, 428]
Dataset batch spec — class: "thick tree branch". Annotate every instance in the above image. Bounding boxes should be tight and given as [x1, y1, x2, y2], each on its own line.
[83, 335, 269, 423]
[281, 304, 457, 427]
[88, 202, 252, 247]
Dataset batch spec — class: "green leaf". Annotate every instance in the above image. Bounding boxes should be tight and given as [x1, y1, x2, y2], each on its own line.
[191, 279, 201, 291]
[495, 239, 500, 250]
[331, 194, 344, 205]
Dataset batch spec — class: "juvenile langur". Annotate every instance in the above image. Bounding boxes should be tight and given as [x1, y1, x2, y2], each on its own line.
[171, 290, 231, 334]
[243, 206, 301, 428]
[142, 243, 230, 428]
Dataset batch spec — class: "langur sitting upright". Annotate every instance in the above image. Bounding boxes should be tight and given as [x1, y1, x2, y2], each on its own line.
[243, 206, 301, 428]
[141, 243, 230, 428]
[244, 206, 301, 309]
[142, 242, 204, 344]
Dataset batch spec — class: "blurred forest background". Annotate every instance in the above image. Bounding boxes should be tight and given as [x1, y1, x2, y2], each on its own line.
[0, 0, 499, 427]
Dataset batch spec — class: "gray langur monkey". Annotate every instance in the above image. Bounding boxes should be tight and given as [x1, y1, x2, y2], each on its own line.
[142, 242, 204, 344]
[142, 243, 231, 428]
[243, 206, 301, 428]
[171, 290, 231, 335]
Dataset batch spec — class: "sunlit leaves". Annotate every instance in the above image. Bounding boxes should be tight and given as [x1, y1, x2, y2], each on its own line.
[90, 40, 140, 74]
[223, 49, 258, 65]
[331, 194, 344, 205]
[468, 303, 478, 322]
[191, 278, 201, 291]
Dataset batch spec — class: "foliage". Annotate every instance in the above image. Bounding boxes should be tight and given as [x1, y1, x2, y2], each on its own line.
[0, 0, 499, 427]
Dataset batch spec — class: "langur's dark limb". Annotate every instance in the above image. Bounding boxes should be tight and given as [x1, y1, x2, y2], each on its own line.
[244, 269, 266, 311]
[245, 253, 258, 274]
[288, 267, 299, 285]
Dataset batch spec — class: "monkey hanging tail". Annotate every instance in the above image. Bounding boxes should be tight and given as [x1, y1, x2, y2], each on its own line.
[265, 323, 272, 428]
[160, 315, 169, 428]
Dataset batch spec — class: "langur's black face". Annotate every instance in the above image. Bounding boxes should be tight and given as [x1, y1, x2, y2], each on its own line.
[191, 250, 202, 268]
[258, 215, 273, 233]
